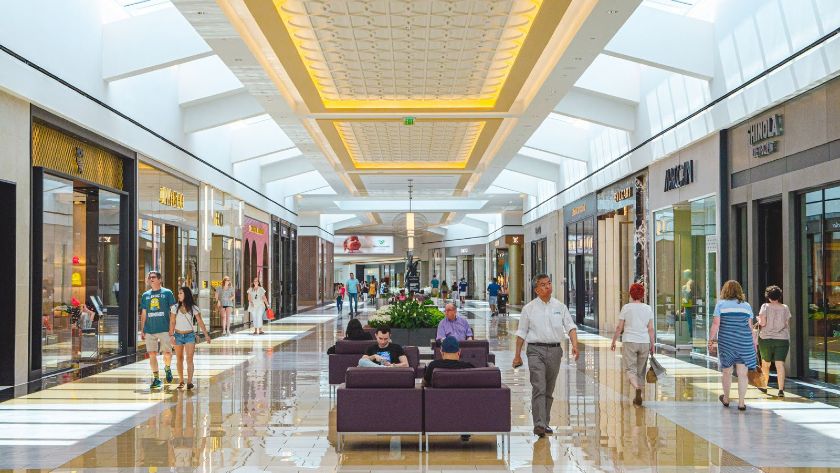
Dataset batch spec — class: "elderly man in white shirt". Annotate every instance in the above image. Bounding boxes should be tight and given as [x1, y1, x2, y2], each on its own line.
[512, 274, 579, 438]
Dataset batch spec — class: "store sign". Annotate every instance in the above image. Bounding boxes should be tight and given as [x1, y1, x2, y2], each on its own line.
[159, 186, 184, 209]
[663, 160, 695, 192]
[247, 224, 265, 235]
[334, 235, 394, 254]
[535, 225, 542, 235]
[748, 114, 783, 158]
[213, 211, 224, 226]
[505, 235, 522, 245]
[571, 204, 587, 217]
[460, 248, 469, 254]
[614, 186, 634, 202]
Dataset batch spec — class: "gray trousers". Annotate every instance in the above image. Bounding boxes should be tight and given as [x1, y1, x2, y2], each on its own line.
[526, 344, 563, 429]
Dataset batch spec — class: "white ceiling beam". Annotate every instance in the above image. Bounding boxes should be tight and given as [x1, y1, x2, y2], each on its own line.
[261, 155, 316, 183]
[507, 154, 561, 181]
[554, 87, 637, 131]
[102, 6, 213, 81]
[520, 146, 589, 164]
[230, 118, 296, 163]
[177, 56, 244, 106]
[182, 90, 264, 134]
[603, 5, 714, 81]
[458, 217, 490, 233]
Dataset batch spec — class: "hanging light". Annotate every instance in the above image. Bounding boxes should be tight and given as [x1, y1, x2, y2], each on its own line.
[406, 179, 415, 250]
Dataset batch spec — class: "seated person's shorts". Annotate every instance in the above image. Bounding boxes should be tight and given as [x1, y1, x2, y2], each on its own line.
[145, 332, 173, 353]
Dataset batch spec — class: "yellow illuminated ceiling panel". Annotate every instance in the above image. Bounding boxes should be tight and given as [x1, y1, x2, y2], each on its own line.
[335, 120, 485, 169]
[271, 0, 545, 110]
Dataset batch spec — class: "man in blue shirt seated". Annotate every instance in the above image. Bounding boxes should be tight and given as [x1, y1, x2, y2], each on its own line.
[436, 303, 474, 341]
[487, 278, 502, 316]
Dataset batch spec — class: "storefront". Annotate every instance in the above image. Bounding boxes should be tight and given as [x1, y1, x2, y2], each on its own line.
[524, 211, 561, 303]
[445, 244, 489, 300]
[202, 184, 244, 331]
[728, 77, 840, 384]
[596, 172, 648, 332]
[30, 115, 136, 379]
[271, 218, 297, 317]
[650, 135, 720, 354]
[137, 161, 199, 349]
[243, 206, 270, 293]
[564, 194, 597, 327]
[491, 235, 524, 305]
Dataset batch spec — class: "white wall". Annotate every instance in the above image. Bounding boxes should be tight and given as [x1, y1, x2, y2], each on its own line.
[0, 91, 32, 385]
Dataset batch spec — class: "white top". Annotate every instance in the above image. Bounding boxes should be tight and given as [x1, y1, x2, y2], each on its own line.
[759, 303, 791, 340]
[248, 286, 266, 310]
[171, 305, 199, 331]
[618, 302, 654, 343]
[515, 297, 577, 343]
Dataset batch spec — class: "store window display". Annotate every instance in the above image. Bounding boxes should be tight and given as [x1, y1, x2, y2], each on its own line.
[653, 197, 718, 353]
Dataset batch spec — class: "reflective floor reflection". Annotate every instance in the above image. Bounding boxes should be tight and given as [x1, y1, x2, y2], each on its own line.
[0, 303, 838, 472]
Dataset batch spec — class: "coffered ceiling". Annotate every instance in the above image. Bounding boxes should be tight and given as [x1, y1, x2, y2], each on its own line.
[177, 0, 634, 232]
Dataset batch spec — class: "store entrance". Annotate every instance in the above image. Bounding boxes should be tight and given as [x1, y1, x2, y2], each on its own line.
[758, 200, 784, 293]
[530, 239, 547, 299]
[0, 180, 14, 386]
[461, 256, 474, 298]
[40, 174, 124, 374]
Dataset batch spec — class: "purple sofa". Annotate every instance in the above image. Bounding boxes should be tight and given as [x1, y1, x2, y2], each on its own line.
[336, 367, 423, 451]
[423, 367, 511, 451]
[329, 341, 426, 395]
[432, 339, 496, 366]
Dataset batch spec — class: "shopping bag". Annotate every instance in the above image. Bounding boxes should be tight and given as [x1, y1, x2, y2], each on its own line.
[646, 366, 658, 384]
[748, 365, 765, 388]
[650, 354, 667, 378]
[265, 308, 276, 321]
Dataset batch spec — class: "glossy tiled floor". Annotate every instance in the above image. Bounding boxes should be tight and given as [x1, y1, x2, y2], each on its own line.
[2, 302, 839, 472]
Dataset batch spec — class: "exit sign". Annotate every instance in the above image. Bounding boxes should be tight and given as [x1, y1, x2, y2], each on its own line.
[404, 117, 415, 125]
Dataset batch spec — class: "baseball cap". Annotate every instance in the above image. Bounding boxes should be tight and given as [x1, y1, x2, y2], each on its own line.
[441, 335, 460, 353]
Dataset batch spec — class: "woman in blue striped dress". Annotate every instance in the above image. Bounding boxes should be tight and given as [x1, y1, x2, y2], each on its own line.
[708, 280, 757, 411]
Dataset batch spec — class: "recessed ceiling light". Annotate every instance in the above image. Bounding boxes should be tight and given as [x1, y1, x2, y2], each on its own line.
[608, 9, 619, 14]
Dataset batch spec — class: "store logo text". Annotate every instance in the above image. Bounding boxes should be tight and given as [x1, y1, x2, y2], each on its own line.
[748, 114, 783, 158]
[663, 160, 695, 192]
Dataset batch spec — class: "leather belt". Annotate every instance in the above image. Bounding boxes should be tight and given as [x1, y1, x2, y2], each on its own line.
[529, 342, 561, 347]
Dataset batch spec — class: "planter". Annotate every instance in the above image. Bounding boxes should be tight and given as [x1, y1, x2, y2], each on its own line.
[389, 327, 437, 347]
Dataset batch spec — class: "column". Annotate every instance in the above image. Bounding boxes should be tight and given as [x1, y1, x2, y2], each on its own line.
[509, 242, 523, 305]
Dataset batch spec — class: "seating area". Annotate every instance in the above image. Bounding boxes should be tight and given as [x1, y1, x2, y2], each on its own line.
[431, 339, 497, 367]
[336, 366, 511, 452]
[328, 340, 426, 396]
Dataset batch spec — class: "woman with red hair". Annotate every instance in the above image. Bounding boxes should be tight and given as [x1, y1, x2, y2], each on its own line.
[611, 283, 655, 406]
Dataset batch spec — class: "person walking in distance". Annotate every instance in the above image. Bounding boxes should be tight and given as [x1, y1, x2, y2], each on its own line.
[216, 276, 234, 336]
[458, 278, 468, 308]
[139, 270, 177, 389]
[709, 280, 757, 411]
[487, 277, 501, 316]
[757, 285, 792, 397]
[334, 283, 345, 314]
[610, 283, 655, 406]
[248, 277, 269, 335]
[345, 273, 360, 317]
[512, 274, 579, 437]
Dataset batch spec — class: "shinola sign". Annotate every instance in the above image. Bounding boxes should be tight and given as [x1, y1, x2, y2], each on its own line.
[748, 114, 783, 158]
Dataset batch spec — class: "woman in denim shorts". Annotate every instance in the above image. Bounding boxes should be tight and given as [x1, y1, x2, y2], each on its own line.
[169, 287, 212, 390]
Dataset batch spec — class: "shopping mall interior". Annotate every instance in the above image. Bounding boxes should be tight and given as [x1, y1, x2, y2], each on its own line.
[1, 0, 840, 471]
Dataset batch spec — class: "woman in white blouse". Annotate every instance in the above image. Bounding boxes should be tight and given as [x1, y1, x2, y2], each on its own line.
[247, 277, 269, 335]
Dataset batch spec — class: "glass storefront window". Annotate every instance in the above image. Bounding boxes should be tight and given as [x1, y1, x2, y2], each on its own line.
[801, 187, 840, 384]
[566, 219, 596, 327]
[42, 174, 124, 373]
[654, 196, 717, 353]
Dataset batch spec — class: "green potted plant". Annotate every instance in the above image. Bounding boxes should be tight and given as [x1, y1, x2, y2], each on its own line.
[387, 299, 444, 345]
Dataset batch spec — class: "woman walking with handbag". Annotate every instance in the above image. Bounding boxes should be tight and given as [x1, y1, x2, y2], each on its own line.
[610, 283, 655, 406]
[216, 276, 234, 336]
[169, 286, 211, 390]
[757, 285, 792, 397]
[248, 277, 269, 335]
[709, 280, 758, 411]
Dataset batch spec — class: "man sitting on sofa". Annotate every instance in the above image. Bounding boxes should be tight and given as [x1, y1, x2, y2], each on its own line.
[424, 336, 475, 442]
[436, 303, 474, 341]
[358, 326, 409, 368]
[423, 336, 474, 386]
